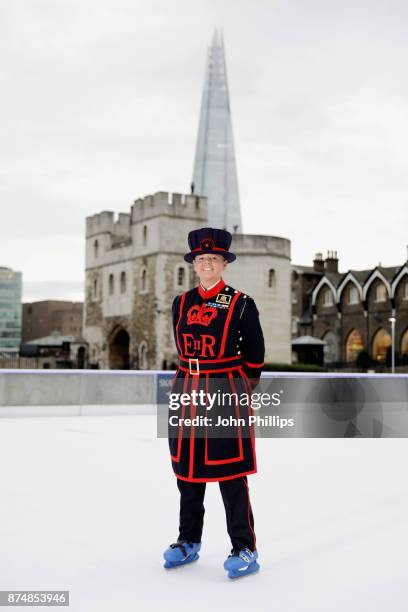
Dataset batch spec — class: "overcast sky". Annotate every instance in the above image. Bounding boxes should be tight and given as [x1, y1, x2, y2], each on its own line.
[1, 0, 408, 301]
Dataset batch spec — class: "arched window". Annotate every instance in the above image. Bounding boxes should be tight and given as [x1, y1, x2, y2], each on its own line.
[345, 329, 364, 362]
[143, 225, 147, 246]
[375, 284, 387, 302]
[93, 278, 98, 300]
[401, 329, 408, 357]
[404, 281, 408, 300]
[140, 267, 147, 292]
[139, 341, 148, 369]
[372, 328, 391, 363]
[348, 286, 359, 304]
[93, 239, 99, 259]
[177, 266, 185, 288]
[120, 271, 126, 294]
[323, 289, 334, 306]
[268, 269, 275, 288]
[108, 273, 114, 296]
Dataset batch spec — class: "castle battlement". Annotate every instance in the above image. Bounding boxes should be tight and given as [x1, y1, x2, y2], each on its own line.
[131, 191, 207, 224]
[86, 192, 207, 239]
[231, 233, 291, 258]
[86, 211, 131, 239]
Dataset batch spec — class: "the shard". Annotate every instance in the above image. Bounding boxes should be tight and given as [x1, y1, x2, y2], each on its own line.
[192, 29, 242, 233]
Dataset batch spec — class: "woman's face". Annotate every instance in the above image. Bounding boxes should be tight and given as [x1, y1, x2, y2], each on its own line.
[193, 254, 228, 286]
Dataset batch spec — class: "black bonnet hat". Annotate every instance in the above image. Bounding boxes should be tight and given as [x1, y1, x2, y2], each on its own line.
[184, 227, 237, 263]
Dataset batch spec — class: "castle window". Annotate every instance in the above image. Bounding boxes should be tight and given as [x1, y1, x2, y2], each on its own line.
[120, 271, 126, 294]
[108, 274, 114, 296]
[139, 341, 148, 369]
[268, 269, 276, 289]
[140, 267, 147, 293]
[177, 267, 185, 288]
[94, 239, 99, 259]
[348, 286, 359, 305]
[93, 278, 98, 300]
[143, 225, 147, 246]
[375, 283, 387, 302]
[323, 289, 333, 306]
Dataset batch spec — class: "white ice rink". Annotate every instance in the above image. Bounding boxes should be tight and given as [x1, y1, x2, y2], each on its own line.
[1, 414, 407, 612]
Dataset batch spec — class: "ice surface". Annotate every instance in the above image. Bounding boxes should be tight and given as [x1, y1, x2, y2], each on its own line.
[0, 415, 407, 612]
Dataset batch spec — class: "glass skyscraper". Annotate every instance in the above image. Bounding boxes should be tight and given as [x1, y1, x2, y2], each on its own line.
[0, 266, 22, 353]
[192, 29, 242, 233]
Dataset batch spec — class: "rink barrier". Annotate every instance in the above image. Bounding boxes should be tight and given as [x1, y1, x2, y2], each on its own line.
[1, 371, 408, 437]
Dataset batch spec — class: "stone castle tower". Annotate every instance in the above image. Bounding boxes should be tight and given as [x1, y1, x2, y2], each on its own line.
[83, 192, 291, 369]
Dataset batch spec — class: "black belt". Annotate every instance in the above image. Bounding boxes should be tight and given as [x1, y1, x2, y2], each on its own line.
[178, 356, 243, 375]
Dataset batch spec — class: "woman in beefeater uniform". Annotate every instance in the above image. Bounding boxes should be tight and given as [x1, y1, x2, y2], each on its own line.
[163, 227, 265, 580]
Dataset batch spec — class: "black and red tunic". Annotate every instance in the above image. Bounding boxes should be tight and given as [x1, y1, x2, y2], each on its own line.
[169, 278, 265, 482]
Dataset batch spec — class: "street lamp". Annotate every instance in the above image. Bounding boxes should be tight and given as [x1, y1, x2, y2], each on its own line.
[389, 316, 396, 374]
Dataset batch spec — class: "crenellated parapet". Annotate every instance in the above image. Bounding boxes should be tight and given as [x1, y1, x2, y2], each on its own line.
[131, 192, 207, 224]
[86, 211, 131, 240]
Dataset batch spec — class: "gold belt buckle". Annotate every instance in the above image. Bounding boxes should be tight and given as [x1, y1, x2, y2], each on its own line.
[189, 358, 200, 376]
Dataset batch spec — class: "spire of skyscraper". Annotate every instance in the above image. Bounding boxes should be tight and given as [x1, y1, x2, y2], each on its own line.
[192, 29, 242, 232]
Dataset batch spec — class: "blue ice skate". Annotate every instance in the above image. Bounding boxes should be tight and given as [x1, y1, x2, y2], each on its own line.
[163, 540, 201, 569]
[223, 548, 260, 580]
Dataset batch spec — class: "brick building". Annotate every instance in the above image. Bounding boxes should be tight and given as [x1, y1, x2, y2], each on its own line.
[292, 252, 408, 368]
[22, 301, 83, 342]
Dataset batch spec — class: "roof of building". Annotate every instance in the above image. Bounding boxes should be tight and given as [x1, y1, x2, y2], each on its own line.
[324, 272, 343, 287]
[295, 262, 408, 288]
[374, 266, 402, 281]
[292, 264, 323, 275]
[346, 269, 371, 283]
[291, 335, 327, 346]
[26, 331, 84, 346]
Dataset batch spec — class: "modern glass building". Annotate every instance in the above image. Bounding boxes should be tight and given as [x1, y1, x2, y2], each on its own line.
[192, 29, 242, 233]
[0, 266, 22, 353]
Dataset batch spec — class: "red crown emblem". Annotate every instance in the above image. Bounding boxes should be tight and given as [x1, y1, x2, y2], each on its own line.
[199, 237, 215, 250]
[187, 304, 218, 326]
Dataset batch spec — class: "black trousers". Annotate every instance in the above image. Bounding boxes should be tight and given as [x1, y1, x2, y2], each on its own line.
[176, 476, 256, 552]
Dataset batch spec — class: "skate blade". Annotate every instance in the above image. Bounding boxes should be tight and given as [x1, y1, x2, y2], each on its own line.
[227, 561, 260, 580]
[163, 553, 199, 569]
